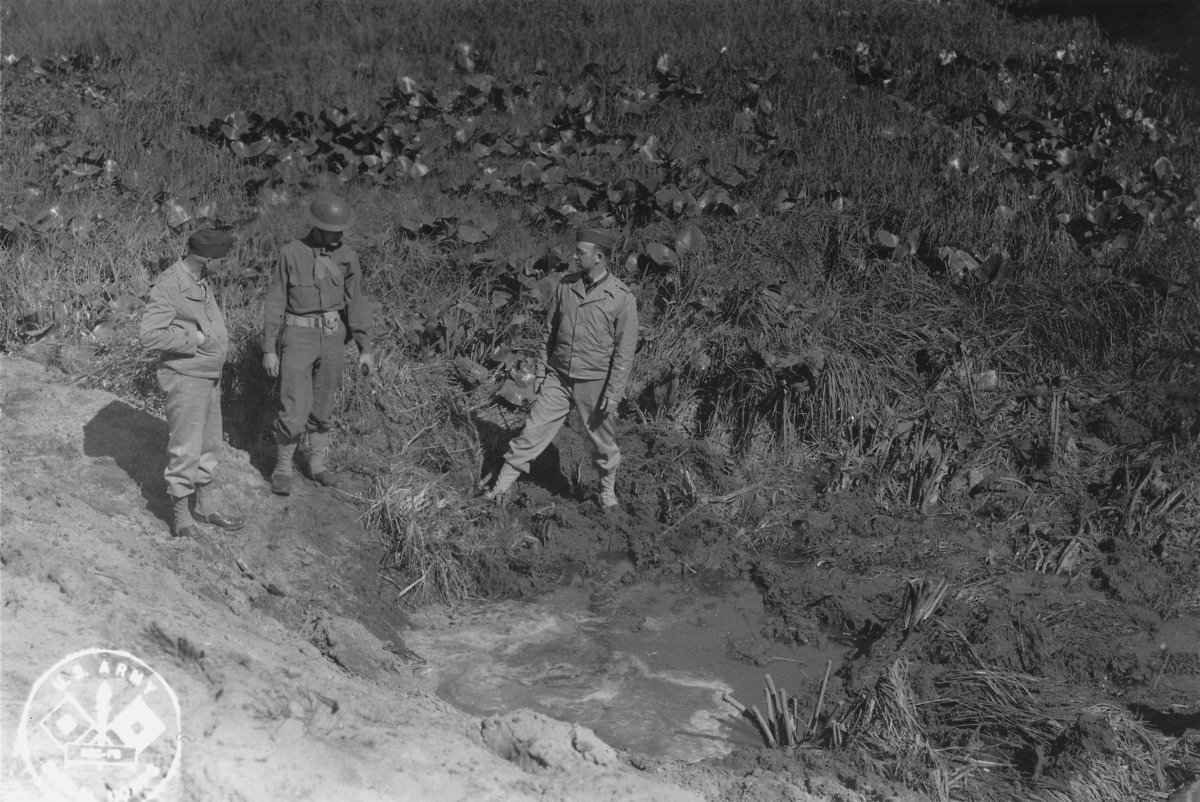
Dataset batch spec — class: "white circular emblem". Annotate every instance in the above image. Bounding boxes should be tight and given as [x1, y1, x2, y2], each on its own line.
[16, 649, 182, 801]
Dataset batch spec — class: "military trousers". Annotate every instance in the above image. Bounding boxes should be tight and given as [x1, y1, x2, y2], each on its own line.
[274, 320, 346, 439]
[503, 370, 620, 476]
[158, 368, 222, 499]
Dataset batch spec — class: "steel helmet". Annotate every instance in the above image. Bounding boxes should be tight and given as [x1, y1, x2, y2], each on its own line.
[306, 193, 356, 232]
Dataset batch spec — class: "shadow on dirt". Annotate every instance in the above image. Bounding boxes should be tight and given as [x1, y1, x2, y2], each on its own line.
[219, 351, 280, 477]
[1129, 703, 1200, 737]
[83, 400, 170, 527]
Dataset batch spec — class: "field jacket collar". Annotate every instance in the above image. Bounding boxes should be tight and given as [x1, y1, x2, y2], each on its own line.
[180, 269, 209, 303]
[569, 270, 612, 301]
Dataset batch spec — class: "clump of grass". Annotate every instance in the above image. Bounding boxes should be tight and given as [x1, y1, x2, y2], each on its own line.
[816, 659, 1189, 802]
[1029, 705, 1183, 802]
[368, 462, 483, 604]
[348, 351, 508, 602]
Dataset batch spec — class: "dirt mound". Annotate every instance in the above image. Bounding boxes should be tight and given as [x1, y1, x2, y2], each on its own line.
[0, 356, 709, 801]
[741, 501, 1200, 800]
[5, 350, 1197, 801]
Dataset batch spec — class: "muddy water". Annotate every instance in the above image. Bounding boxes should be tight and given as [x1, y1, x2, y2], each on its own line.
[403, 575, 842, 762]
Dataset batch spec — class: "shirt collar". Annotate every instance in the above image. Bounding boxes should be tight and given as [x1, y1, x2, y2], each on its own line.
[582, 270, 609, 291]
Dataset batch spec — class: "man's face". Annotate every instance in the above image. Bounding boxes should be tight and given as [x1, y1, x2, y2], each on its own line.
[194, 255, 224, 276]
[311, 227, 343, 249]
[575, 242, 606, 273]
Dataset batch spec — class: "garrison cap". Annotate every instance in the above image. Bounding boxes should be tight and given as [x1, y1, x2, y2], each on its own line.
[188, 229, 235, 258]
[576, 228, 616, 254]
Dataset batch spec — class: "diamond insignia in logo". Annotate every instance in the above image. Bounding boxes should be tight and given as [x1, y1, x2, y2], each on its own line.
[108, 695, 166, 753]
[39, 696, 94, 744]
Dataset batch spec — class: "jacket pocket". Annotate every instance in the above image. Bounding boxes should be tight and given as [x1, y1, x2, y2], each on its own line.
[294, 257, 316, 286]
[320, 269, 345, 293]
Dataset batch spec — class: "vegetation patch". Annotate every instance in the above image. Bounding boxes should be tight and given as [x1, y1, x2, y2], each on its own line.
[3, 0, 1198, 798]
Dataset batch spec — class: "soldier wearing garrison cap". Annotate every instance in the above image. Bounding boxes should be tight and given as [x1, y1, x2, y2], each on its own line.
[485, 228, 639, 509]
[262, 193, 375, 495]
[139, 228, 246, 538]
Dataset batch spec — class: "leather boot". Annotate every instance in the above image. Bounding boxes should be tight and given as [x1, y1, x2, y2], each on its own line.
[194, 484, 246, 531]
[171, 494, 198, 538]
[599, 471, 619, 510]
[272, 434, 299, 496]
[484, 463, 521, 501]
[307, 430, 340, 488]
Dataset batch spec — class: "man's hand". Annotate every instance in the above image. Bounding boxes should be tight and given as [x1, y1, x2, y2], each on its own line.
[359, 353, 375, 377]
[596, 396, 612, 418]
[263, 352, 280, 377]
[196, 330, 206, 345]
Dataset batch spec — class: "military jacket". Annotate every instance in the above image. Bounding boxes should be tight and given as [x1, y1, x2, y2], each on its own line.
[544, 271, 638, 403]
[262, 239, 372, 354]
[139, 260, 229, 379]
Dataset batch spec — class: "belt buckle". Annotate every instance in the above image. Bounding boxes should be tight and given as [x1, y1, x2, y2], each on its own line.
[321, 311, 340, 333]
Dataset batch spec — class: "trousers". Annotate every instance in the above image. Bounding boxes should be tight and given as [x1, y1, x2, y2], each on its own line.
[274, 321, 346, 439]
[159, 368, 222, 498]
[503, 370, 620, 475]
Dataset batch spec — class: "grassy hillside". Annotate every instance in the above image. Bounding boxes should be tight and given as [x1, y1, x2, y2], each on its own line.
[4, 1, 1200, 798]
[3, 0, 1197, 570]
[4, 0, 1198, 588]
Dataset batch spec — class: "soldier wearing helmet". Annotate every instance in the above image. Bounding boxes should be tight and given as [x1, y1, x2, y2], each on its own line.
[261, 193, 374, 495]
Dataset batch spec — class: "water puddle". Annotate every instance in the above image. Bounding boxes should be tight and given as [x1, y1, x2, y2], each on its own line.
[403, 574, 843, 762]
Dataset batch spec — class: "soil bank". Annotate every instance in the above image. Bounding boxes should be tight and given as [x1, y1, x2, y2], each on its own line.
[0, 355, 877, 802]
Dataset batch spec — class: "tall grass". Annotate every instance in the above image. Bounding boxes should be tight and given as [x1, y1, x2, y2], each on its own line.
[2, 0, 1198, 593]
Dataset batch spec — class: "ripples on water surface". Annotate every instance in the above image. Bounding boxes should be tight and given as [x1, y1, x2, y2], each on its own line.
[404, 579, 845, 762]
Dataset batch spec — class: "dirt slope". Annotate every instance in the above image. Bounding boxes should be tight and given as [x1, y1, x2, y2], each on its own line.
[0, 355, 720, 802]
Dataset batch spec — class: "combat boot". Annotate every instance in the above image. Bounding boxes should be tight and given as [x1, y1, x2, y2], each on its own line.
[484, 463, 521, 502]
[306, 430, 340, 488]
[171, 494, 198, 538]
[599, 471, 619, 510]
[194, 483, 246, 531]
[272, 433, 299, 495]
